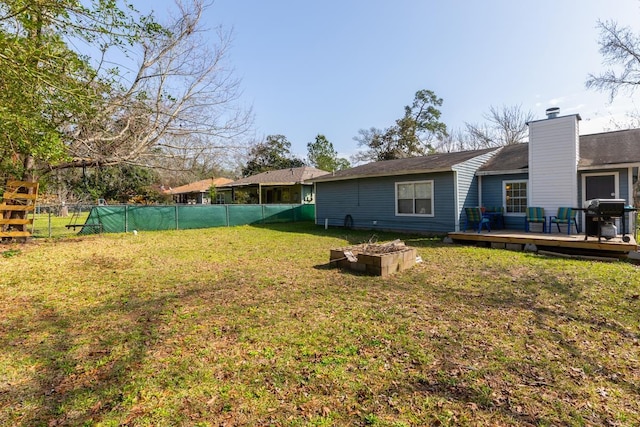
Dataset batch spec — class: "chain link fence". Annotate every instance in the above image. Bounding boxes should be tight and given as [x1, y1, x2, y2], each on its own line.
[31, 204, 316, 238]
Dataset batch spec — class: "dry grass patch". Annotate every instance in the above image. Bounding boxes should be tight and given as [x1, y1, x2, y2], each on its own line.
[0, 223, 639, 426]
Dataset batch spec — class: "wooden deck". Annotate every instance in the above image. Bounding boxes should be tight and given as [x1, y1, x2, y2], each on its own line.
[447, 229, 638, 259]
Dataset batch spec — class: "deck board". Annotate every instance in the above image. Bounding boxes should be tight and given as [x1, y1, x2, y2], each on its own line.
[448, 230, 637, 256]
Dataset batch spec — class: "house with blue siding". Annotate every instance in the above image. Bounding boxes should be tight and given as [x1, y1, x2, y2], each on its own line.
[312, 109, 640, 234]
[478, 113, 640, 232]
[311, 148, 498, 233]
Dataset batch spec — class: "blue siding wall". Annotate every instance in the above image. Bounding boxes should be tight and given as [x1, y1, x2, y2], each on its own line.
[454, 151, 497, 230]
[481, 169, 633, 231]
[315, 172, 457, 233]
[480, 173, 529, 230]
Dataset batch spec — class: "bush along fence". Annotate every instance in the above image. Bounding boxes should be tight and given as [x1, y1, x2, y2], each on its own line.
[76, 204, 316, 235]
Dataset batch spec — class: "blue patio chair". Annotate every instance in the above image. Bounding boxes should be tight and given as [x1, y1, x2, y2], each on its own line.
[549, 207, 580, 235]
[464, 207, 491, 233]
[525, 207, 546, 233]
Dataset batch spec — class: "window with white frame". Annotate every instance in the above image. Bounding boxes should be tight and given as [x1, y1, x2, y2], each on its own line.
[504, 180, 527, 214]
[396, 181, 434, 216]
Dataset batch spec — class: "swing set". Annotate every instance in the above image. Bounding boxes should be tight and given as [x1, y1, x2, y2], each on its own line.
[64, 166, 105, 233]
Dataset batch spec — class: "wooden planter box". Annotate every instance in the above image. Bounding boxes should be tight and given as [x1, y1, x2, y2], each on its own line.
[330, 244, 417, 277]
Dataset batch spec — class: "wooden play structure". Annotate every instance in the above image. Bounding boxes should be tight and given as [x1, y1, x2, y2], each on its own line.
[0, 180, 39, 241]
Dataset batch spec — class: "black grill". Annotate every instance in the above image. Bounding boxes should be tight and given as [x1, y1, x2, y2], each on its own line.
[584, 199, 626, 217]
[583, 199, 631, 242]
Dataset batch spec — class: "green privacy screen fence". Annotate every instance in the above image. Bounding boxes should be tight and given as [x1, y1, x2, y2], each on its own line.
[77, 204, 315, 235]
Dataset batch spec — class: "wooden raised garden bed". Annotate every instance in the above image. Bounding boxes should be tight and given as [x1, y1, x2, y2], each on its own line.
[330, 240, 417, 277]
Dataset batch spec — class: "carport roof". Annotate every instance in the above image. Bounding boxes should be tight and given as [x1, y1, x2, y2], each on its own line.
[165, 177, 233, 195]
[219, 166, 330, 187]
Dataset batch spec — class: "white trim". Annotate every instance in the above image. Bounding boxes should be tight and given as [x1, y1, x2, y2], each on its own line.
[579, 162, 640, 171]
[502, 179, 528, 216]
[581, 171, 619, 204]
[395, 180, 435, 217]
[581, 171, 621, 230]
[476, 169, 528, 176]
[478, 175, 483, 210]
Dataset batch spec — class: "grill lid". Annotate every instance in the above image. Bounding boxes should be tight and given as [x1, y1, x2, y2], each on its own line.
[583, 198, 627, 216]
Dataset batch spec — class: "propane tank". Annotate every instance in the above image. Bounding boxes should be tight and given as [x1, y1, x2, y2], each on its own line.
[600, 222, 617, 239]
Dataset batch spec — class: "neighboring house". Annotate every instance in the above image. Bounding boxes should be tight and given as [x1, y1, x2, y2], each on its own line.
[312, 109, 640, 234]
[478, 112, 640, 231]
[217, 166, 329, 204]
[311, 148, 498, 233]
[164, 177, 233, 204]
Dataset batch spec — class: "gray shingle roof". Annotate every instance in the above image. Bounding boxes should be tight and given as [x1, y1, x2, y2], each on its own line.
[220, 166, 330, 187]
[478, 128, 640, 174]
[477, 143, 528, 173]
[579, 128, 640, 167]
[311, 148, 498, 182]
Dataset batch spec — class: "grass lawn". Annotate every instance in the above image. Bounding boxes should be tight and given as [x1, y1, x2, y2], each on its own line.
[30, 212, 90, 239]
[1, 222, 639, 426]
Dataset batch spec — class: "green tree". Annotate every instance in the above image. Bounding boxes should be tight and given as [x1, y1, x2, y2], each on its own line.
[61, 164, 162, 203]
[353, 89, 448, 163]
[0, 0, 250, 180]
[0, 0, 109, 179]
[306, 134, 350, 172]
[241, 135, 305, 177]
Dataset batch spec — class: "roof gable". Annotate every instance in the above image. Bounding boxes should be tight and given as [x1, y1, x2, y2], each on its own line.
[477, 143, 528, 174]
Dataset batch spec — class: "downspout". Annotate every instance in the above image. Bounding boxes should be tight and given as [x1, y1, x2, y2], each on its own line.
[453, 170, 460, 232]
[628, 166, 635, 234]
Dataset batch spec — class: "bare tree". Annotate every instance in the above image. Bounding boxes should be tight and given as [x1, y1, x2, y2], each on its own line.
[53, 1, 252, 172]
[464, 104, 533, 148]
[433, 128, 480, 153]
[586, 20, 640, 100]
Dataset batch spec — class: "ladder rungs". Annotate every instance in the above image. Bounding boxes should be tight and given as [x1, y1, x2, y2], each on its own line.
[6, 180, 39, 188]
[0, 204, 35, 211]
[0, 231, 32, 237]
[2, 192, 38, 201]
[0, 218, 33, 225]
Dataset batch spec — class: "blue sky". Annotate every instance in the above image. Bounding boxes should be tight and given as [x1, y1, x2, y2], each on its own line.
[148, 0, 640, 160]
